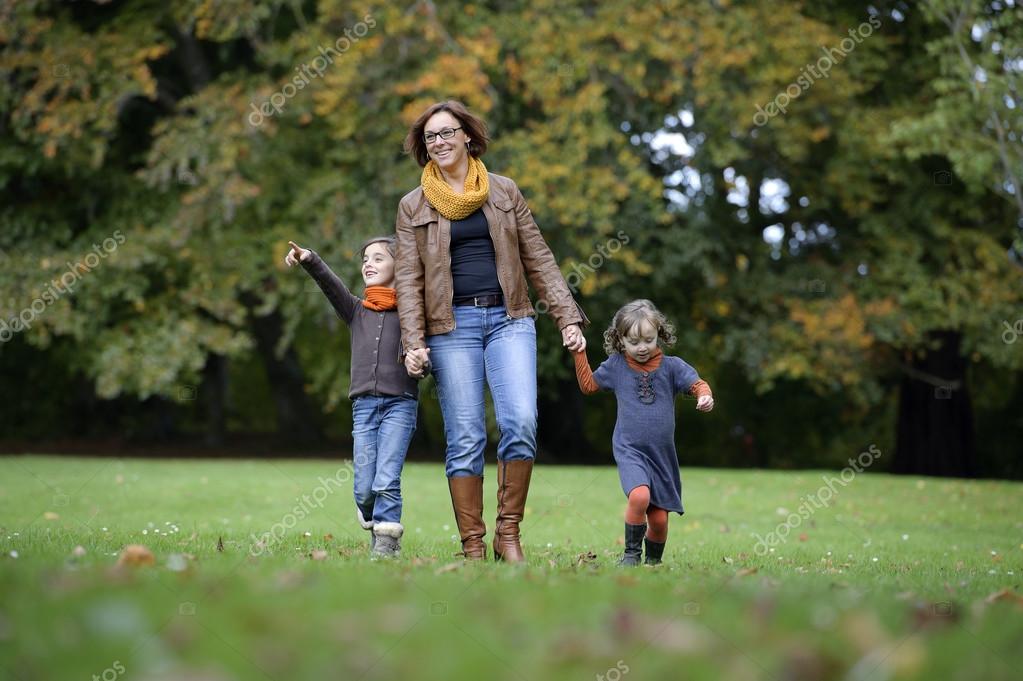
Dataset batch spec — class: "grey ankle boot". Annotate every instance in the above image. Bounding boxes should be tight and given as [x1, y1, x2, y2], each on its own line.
[644, 537, 665, 565]
[371, 522, 403, 558]
[357, 508, 375, 550]
[617, 523, 646, 567]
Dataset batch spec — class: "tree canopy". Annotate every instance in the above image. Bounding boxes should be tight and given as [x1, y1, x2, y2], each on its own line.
[2, 0, 1021, 476]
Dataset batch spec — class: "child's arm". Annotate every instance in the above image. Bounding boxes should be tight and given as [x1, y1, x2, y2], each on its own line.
[293, 245, 360, 325]
[671, 356, 714, 411]
[688, 379, 714, 412]
[573, 348, 601, 395]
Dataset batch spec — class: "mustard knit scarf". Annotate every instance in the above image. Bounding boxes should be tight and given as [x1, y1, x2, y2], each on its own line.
[420, 156, 490, 221]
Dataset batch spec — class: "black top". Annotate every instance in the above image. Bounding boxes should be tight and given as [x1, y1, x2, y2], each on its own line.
[449, 208, 502, 299]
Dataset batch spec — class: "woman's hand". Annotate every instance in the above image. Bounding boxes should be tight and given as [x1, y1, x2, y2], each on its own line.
[284, 240, 312, 267]
[561, 324, 586, 353]
[696, 395, 715, 412]
[405, 347, 431, 378]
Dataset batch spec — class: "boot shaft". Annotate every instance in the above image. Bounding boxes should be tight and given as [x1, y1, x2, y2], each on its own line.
[493, 459, 534, 562]
[448, 475, 486, 560]
[643, 537, 665, 565]
[617, 522, 646, 567]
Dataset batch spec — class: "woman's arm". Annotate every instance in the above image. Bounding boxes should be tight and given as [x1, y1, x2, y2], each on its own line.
[394, 200, 427, 352]
[509, 183, 588, 332]
[300, 250, 360, 324]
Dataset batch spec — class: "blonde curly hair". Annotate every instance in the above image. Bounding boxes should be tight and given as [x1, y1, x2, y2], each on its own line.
[602, 299, 677, 356]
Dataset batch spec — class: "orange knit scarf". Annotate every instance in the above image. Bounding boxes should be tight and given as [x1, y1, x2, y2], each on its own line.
[362, 286, 397, 311]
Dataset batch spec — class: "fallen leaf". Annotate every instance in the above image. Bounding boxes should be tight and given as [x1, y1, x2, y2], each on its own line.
[117, 544, 155, 567]
[309, 549, 328, 561]
[610, 607, 713, 653]
[43, 512, 60, 521]
[434, 562, 463, 575]
[781, 645, 843, 681]
[984, 588, 1023, 607]
[736, 567, 758, 577]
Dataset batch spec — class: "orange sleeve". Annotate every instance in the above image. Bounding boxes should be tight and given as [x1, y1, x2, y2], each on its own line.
[688, 379, 713, 398]
[573, 349, 600, 395]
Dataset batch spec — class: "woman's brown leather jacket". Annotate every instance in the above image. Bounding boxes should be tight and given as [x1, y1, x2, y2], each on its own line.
[394, 172, 588, 351]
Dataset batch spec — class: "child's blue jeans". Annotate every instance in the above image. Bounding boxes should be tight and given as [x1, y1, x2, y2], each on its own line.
[351, 394, 417, 525]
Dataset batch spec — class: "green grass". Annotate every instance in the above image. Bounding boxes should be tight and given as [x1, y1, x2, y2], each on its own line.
[1, 455, 1021, 681]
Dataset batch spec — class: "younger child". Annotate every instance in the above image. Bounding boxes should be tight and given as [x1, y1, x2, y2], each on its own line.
[285, 236, 422, 558]
[572, 299, 714, 566]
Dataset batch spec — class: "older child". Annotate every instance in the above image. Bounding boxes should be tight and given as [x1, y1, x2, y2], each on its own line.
[572, 299, 714, 566]
[285, 236, 421, 558]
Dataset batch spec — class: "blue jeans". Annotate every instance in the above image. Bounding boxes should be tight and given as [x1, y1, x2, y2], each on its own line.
[427, 305, 537, 478]
[351, 394, 417, 525]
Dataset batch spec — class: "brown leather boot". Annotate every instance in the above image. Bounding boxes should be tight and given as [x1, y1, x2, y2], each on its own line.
[492, 459, 533, 562]
[448, 475, 486, 560]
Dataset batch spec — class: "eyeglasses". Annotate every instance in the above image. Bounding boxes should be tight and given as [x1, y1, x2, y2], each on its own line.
[423, 126, 462, 144]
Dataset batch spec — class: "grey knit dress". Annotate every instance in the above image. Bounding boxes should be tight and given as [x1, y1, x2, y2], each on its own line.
[592, 353, 700, 515]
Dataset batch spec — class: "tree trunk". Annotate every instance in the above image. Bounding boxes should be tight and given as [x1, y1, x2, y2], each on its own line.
[893, 330, 976, 477]
[242, 292, 324, 447]
[201, 353, 228, 447]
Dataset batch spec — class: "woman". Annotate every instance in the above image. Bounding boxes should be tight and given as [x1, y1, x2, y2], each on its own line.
[394, 100, 588, 562]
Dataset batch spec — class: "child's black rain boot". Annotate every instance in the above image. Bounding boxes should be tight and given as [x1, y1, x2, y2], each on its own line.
[617, 523, 646, 567]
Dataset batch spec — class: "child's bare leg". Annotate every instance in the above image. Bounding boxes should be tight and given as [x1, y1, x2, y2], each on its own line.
[646, 506, 668, 542]
[624, 485, 651, 524]
[618, 486, 650, 566]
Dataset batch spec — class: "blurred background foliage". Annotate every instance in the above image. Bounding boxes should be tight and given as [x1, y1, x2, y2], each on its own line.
[1, 0, 1021, 477]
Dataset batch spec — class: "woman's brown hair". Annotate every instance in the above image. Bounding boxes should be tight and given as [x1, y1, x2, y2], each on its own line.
[403, 100, 489, 167]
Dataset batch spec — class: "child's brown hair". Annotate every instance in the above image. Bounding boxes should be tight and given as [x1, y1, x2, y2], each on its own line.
[602, 299, 677, 356]
[359, 235, 397, 259]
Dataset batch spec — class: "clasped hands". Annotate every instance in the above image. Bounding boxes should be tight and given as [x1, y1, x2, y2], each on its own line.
[404, 347, 431, 378]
